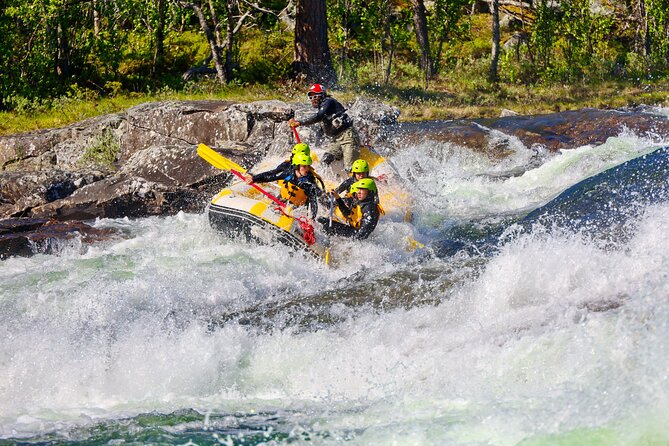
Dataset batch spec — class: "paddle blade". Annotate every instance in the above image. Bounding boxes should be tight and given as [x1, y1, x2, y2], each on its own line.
[406, 236, 425, 251]
[197, 143, 247, 173]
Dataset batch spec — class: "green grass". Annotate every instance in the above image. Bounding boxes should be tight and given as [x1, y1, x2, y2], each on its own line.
[0, 83, 301, 136]
[2, 76, 668, 137]
[3, 8, 669, 137]
[3, 11, 669, 138]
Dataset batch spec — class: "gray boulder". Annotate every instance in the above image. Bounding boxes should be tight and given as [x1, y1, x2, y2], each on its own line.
[0, 98, 399, 257]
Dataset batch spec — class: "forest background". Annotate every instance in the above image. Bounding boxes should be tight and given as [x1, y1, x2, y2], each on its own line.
[1, 0, 668, 136]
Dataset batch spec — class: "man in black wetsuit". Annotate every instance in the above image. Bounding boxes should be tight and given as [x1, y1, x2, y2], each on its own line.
[245, 152, 324, 220]
[333, 159, 371, 197]
[288, 83, 361, 173]
[318, 178, 382, 240]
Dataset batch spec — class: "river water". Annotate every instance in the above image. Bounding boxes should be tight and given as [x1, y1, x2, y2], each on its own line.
[1, 109, 669, 445]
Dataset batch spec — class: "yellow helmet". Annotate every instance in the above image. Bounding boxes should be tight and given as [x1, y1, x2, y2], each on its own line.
[292, 143, 310, 156]
[352, 178, 377, 193]
[351, 159, 369, 173]
[292, 152, 313, 166]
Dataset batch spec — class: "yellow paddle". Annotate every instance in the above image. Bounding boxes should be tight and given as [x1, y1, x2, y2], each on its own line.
[197, 144, 247, 173]
[197, 143, 291, 209]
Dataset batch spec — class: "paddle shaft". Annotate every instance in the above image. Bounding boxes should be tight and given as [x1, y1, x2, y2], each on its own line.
[229, 169, 286, 209]
[323, 194, 335, 265]
[328, 194, 334, 228]
[292, 125, 301, 143]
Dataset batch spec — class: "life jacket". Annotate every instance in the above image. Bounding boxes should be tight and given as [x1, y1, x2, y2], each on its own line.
[346, 201, 385, 229]
[277, 167, 324, 207]
[347, 205, 363, 229]
[278, 179, 308, 206]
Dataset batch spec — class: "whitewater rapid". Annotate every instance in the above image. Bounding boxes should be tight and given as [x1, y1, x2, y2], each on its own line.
[1, 126, 668, 444]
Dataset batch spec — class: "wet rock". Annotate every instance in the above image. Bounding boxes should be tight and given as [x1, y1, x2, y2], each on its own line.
[27, 144, 266, 220]
[394, 120, 495, 155]
[395, 107, 669, 156]
[0, 114, 125, 170]
[30, 175, 192, 220]
[0, 217, 119, 259]
[481, 108, 669, 151]
[121, 100, 237, 161]
[349, 98, 401, 144]
[120, 144, 219, 186]
[0, 169, 108, 218]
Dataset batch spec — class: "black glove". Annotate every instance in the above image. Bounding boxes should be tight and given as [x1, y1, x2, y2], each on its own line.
[321, 152, 335, 165]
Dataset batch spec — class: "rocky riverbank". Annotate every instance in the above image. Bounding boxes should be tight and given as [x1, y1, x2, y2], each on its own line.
[3, 99, 669, 259]
[0, 99, 398, 258]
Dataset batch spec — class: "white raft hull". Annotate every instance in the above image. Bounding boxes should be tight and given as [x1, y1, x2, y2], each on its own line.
[207, 184, 325, 259]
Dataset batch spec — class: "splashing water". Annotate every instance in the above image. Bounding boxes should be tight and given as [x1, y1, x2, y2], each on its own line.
[1, 124, 669, 445]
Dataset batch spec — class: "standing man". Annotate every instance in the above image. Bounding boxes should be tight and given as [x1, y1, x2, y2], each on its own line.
[288, 84, 361, 173]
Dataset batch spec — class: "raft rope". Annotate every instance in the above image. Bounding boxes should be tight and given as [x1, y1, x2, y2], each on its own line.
[297, 216, 316, 245]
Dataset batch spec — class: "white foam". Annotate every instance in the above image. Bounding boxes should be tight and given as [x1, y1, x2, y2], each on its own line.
[391, 132, 666, 223]
[2, 138, 669, 443]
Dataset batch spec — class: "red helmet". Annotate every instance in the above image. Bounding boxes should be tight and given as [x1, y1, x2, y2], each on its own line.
[308, 83, 326, 97]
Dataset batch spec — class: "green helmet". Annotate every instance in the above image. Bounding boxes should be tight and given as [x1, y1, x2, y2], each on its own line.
[351, 159, 369, 173]
[292, 143, 310, 156]
[349, 183, 358, 194]
[352, 178, 377, 193]
[292, 152, 313, 166]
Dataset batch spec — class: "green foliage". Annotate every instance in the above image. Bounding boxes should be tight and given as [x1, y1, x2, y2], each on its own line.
[646, 0, 669, 68]
[555, 0, 614, 80]
[500, 51, 537, 85]
[1, 0, 669, 118]
[237, 30, 293, 83]
[622, 52, 650, 79]
[431, 0, 473, 71]
[3, 95, 48, 114]
[80, 129, 121, 168]
[327, 0, 414, 84]
[530, 0, 560, 73]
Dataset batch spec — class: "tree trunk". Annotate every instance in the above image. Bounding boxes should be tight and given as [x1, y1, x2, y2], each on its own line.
[489, 0, 500, 82]
[176, 0, 226, 83]
[410, 0, 431, 87]
[638, 0, 650, 57]
[384, 37, 395, 85]
[152, 0, 166, 75]
[92, 0, 101, 36]
[383, 3, 395, 85]
[56, 20, 71, 78]
[293, 0, 337, 85]
[223, 0, 234, 82]
[207, 0, 223, 47]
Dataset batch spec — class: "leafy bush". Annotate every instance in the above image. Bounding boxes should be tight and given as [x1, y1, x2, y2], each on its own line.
[237, 29, 292, 83]
[80, 129, 120, 168]
[3, 95, 46, 114]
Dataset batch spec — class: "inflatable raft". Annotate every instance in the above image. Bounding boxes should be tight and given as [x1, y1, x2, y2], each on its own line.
[198, 143, 412, 261]
[207, 178, 327, 260]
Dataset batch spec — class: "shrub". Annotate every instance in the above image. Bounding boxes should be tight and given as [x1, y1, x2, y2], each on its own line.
[80, 129, 120, 168]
